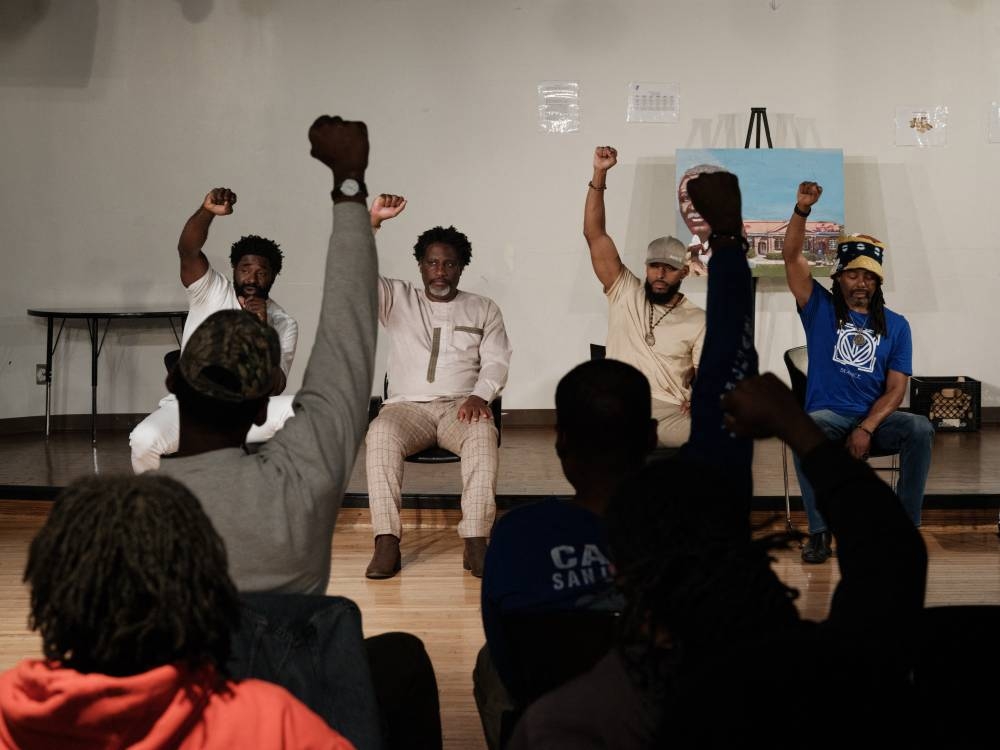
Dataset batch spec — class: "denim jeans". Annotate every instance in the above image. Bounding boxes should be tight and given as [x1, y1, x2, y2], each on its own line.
[793, 409, 934, 533]
[229, 593, 383, 750]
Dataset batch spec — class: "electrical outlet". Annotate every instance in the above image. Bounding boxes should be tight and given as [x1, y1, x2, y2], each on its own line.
[35, 364, 47, 385]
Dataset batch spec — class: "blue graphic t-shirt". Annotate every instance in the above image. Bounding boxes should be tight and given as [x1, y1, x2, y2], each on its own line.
[481, 497, 619, 688]
[799, 280, 912, 416]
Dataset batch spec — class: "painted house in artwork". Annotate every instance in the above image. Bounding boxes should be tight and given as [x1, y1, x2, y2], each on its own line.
[676, 148, 845, 277]
[743, 219, 844, 267]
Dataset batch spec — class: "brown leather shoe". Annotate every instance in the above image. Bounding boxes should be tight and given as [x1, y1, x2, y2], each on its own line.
[365, 534, 401, 579]
[463, 537, 488, 578]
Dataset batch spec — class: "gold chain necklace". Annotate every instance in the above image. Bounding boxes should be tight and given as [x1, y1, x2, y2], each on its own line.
[646, 295, 682, 346]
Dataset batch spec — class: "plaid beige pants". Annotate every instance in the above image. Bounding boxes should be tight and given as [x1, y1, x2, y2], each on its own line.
[366, 397, 498, 539]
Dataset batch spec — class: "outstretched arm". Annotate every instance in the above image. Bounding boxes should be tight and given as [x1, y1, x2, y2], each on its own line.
[370, 193, 407, 231]
[782, 181, 821, 309]
[583, 146, 625, 291]
[178, 187, 235, 287]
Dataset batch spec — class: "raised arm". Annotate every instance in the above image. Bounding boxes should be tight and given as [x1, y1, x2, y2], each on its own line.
[781, 181, 822, 309]
[178, 187, 236, 287]
[678, 171, 758, 531]
[370, 193, 407, 231]
[261, 116, 377, 499]
[583, 146, 625, 291]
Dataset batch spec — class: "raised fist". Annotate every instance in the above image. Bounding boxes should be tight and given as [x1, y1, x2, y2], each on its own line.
[796, 181, 823, 211]
[685, 171, 743, 237]
[371, 194, 407, 227]
[308, 115, 369, 176]
[593, 146, 618, 171]
[202, 187, 237, 216]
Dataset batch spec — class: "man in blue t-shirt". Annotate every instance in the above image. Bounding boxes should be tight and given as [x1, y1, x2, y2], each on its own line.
[782, 181, 934, 564]
[472, 359, 656, 749]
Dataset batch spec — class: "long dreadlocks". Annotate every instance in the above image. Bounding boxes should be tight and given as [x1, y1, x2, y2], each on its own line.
[831, 276, 887, 337]
[25, 474, 240, 677]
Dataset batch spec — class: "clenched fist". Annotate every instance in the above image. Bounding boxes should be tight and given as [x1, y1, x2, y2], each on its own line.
[593, 146, 618, 172]
[308, 115, 369, 177]
[202, 187, 237, 217]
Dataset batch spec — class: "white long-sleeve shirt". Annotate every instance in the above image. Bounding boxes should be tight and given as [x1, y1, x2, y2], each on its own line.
[378, 277, 511, 404]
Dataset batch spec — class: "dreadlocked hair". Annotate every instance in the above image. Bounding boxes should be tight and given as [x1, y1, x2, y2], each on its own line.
[605, 458, 801, 668]
[413, 226, 472, 266]
[230, 234, 283, 276]
[25, 474, 240, 677]
[832, 277, 887, 337]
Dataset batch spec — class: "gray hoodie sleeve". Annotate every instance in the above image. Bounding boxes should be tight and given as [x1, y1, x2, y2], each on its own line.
[260, 202, 378, 512]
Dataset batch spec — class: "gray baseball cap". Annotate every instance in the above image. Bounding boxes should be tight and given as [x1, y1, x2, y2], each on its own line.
[645, 236, 687, 269]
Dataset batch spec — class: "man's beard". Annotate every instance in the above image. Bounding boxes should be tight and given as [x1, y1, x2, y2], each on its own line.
[645, 280, 681, 306]
[427, 284, 452, 298]
[235, 282, 271, 300]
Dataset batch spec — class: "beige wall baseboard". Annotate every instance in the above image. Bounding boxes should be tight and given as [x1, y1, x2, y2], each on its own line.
[3, 407, 999, 436]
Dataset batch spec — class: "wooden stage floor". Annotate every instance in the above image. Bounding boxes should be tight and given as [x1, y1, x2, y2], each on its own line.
[1, 425, 999, 748]
[2, 424, 999, 515]
[1, 504, 1000, 750]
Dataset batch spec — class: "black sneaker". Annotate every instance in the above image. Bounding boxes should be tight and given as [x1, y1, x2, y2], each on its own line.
[801, 531, 832, 564]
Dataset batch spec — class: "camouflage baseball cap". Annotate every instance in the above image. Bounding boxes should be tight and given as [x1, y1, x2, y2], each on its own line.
[178, 310, 279, 403]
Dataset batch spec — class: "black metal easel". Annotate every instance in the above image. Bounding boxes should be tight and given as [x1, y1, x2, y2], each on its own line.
[744, 108, 773, 319]
[745, 107, 773, 149]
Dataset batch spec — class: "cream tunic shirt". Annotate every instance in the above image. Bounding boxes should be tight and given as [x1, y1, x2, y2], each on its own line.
[378, 277, 511, 404]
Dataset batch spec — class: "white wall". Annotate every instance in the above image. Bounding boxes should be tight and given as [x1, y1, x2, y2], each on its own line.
[2, 0, 999, 419]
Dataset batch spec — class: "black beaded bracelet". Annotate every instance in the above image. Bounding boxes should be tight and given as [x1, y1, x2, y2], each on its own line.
[588, 181, 607, 191]
[793, 203, 811, 218]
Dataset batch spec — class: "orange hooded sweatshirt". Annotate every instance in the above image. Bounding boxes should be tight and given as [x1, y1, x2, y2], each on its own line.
[0, 659, 354, 750]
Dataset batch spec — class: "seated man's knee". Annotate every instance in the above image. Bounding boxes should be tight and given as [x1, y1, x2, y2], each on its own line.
[129, 419, 171, 471]
[910, 414, 935, 443]
[465, 420, 499, 446]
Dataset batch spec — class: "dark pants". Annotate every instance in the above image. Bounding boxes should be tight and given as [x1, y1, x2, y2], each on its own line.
[366, 632, 443, 750]
[230, 593, 442, 750]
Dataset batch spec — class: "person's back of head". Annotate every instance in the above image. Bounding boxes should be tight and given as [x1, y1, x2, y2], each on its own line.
[555, 359, 656, 486]
[25, 474, 240, 677]
[606, 458, 800, 652]
[168, 309, 279, 443]
[604, 459, 808, 743]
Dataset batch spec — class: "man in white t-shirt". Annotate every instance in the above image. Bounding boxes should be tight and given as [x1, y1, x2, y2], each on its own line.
[364, 194, 512, 580]
[584, 147, 706, 448]
[129, 187, 298, 473]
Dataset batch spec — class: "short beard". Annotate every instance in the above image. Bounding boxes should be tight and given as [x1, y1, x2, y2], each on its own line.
[644, 280, 681, 306]
[234, 282, 270, 300]
[427, 284, 453, 299]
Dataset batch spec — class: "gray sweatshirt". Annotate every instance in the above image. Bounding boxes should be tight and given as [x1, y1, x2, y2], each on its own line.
[159, 202, 377, 594]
